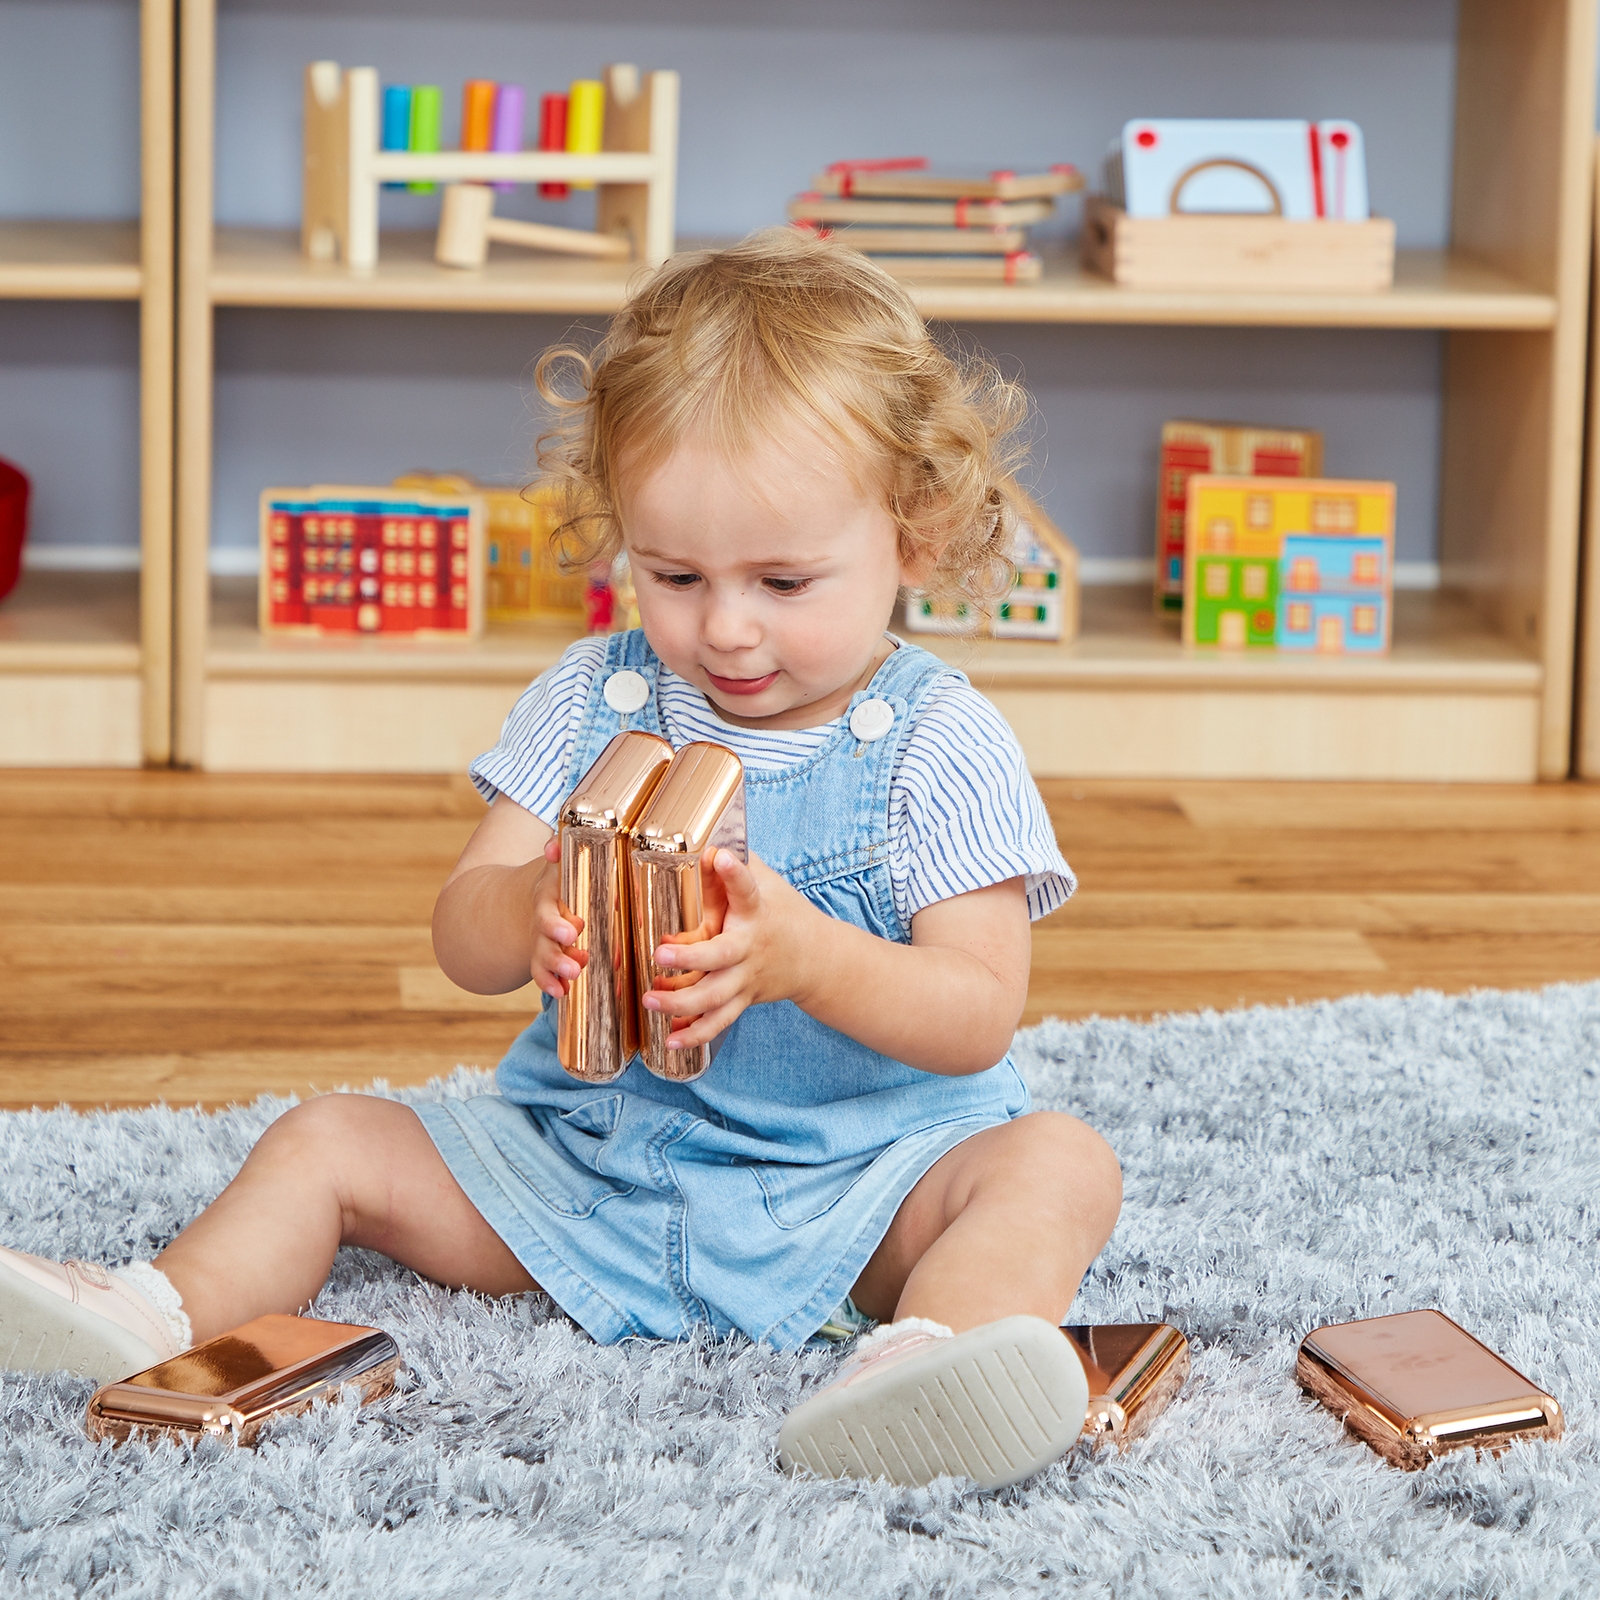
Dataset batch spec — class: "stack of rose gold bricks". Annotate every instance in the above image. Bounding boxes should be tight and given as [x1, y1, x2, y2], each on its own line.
[556, 731, 747, 1084]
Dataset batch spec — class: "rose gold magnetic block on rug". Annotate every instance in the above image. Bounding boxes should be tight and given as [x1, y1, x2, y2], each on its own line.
[1296, 1308, 1563, 1470]
[86, 1314, 400, 1447]
[1064, 1322, 1191, 1448]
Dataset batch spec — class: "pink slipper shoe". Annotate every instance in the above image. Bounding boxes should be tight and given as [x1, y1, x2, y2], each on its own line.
[779, 1314, 1091, 1491]
[0, 1246, 181, 1381]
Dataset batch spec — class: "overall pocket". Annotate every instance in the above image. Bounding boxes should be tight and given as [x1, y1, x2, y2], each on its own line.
[503, 1097, 635, 1220]
[754, 1148, 888, 1230]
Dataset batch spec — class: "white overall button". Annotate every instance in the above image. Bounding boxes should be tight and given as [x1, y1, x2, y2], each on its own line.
[603, 669, 649, 714]
[849, 698, 895, 742]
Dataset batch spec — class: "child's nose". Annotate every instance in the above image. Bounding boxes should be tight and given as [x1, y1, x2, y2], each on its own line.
[702, 590, 761, 652]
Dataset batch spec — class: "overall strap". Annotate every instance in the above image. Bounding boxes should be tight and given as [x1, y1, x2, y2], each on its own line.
[564, 629, 666, 790]
[739, 637, 966, 941]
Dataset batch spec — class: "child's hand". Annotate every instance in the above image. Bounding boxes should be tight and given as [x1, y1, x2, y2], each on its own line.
[642, 849, 817, 1050]
[529, 836, 588, 999]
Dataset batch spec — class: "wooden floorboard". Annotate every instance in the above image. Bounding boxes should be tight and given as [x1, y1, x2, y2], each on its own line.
[1, 769, 1596, 1111]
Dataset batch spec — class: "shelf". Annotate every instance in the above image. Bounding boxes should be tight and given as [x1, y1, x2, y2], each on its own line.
[208, 578, 1538, 693]
[922, 585, 1542, 694]
[198, 578, 1542, 780]
[0, 221, 143, 301]
[208, 228, 1555, 330]
[208, 578, 576, 681]
[0, 570, 145, 766]
[0, 570, 142, 673]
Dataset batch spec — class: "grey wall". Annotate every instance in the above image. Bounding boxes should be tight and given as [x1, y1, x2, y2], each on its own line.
[4, 0, 1461, 568]
[0, 302, 140, 556]
[0, 1, 141, 219]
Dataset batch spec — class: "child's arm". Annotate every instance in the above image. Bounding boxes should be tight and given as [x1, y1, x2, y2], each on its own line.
[432, 798, 584, 998]
[645, 852, 1030, 1077]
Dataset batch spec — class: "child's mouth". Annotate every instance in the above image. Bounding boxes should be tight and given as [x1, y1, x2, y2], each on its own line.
[705, 670, 779, 697]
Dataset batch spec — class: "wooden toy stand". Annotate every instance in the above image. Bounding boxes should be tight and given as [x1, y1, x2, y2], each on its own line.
[1083, 196, 1395, 291]
[302, 61, 678, 269]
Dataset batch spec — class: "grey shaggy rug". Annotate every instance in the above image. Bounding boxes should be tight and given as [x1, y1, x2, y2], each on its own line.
[2, 984, 1599, 1599]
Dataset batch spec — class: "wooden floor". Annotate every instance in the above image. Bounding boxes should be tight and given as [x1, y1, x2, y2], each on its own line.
[2, 770, 1598, 1111]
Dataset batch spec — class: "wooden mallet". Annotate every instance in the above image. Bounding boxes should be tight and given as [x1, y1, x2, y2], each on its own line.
[434, 183, 632, 268]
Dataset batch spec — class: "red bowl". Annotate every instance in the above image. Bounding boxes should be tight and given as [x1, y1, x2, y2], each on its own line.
[0, 457, 29, 604]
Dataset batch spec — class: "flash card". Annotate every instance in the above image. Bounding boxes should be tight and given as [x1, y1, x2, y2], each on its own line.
[1118, 119, 1368, 221]
[1315, 121, 1369, 221]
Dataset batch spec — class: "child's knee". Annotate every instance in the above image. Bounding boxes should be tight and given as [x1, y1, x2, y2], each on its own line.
[1008, 1112, 1122, 1230]
[253, 1093, 391, 1177]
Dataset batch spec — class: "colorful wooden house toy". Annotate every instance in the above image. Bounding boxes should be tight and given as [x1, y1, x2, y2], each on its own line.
[259, 485, 484, 639]
[1182, 476, 1394, 654]
[903, 488, 1079, 642]
[394, 474, 584, 625]
[1155, 420, 1322, 613]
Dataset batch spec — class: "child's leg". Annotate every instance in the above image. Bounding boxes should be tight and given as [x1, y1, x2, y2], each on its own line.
[779, 1113, 1120, 1489]
[848, 1111, 1122, 1331]
[156, 1095, 536, 1344]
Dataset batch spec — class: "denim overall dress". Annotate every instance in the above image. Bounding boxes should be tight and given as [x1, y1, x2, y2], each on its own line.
[415, 630, 1030, 1350]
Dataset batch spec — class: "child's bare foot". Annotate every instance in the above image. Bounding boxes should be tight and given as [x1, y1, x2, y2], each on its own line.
[0, 1247, 189, 1381]
[779, 1314, 1089, 1491]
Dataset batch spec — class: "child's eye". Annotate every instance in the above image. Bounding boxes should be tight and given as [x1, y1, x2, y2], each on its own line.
[763, 577, 813, 595]
[652, 571, 701, 589]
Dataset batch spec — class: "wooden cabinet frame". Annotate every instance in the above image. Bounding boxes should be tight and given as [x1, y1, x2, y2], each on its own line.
[172, 0, 1596, 781]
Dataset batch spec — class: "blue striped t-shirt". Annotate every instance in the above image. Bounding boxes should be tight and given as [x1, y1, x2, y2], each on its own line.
[471, 635, 1075, 927]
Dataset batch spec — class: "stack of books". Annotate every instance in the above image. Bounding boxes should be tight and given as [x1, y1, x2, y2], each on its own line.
[787, 158, 1082, 284]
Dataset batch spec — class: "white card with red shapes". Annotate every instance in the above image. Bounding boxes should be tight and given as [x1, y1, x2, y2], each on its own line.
[1116, 119, 1369, 221]
[1315, 120, 1368, 221]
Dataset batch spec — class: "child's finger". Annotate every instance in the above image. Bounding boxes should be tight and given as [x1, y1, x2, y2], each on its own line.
[534, 940, 587, 994]
[713, 849, 762, 913]
[653, 930, 742, 974]
[663, 999, 744, 1052]
[543, 837, 561, 864]
[642, 970, 737, 1019]
[542, 909, 582, 947]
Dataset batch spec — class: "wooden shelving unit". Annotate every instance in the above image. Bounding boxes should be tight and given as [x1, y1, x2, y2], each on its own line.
[175, 0, 1596, 781]
[0, 4, 175, 767]
[1575, 140, 1600, 778]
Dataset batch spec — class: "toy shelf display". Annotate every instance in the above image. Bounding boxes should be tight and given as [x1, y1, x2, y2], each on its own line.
[788, 160, 1082, 285]
[1182, 477, 1396, 654]
[1156, 421, 1323, 613]
[302, 61, 679, 270]
[260, 486, 484, 639]
[1085, 118, 1395, 292]
[903, 489, 1079, 642]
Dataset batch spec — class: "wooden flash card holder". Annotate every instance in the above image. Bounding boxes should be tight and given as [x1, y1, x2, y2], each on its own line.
[1083, 196, 1395, 292]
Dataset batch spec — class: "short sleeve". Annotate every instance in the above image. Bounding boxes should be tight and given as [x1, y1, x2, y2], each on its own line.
[888, 677, 1076, 925]
[468, 635, 609, 824]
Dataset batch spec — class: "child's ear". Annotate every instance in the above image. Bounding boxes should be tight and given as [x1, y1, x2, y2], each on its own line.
[898, 532, 941, 591]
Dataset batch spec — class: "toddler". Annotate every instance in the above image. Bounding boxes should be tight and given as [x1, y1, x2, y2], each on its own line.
[1, 232, 1121, 1491]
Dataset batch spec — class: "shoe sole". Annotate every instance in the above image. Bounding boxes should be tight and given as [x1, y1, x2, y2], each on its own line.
[778, 1314, 1090, 1491]
[0, 1259, 160, 1382]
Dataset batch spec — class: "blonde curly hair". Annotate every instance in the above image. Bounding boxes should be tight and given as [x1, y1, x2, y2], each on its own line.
[533, 228, 1029, 607]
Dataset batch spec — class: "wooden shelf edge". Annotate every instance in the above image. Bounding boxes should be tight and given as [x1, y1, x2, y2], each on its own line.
[204, 231, 1558, 330]
[0, 645, 143, 674]
[0, 220, 146, 300]
[0, 268, 143, 301]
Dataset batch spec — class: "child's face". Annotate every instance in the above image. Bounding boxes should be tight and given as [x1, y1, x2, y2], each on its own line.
[620, 427, 915, 730]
